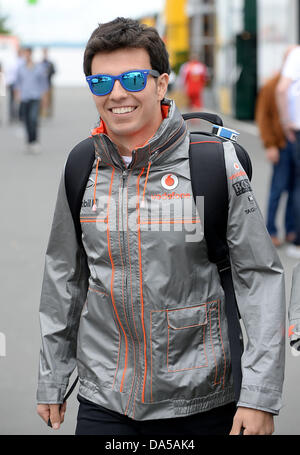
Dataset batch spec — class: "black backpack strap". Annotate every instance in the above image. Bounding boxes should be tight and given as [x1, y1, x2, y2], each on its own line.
[64, 136, 95, 246]
[189, 134, 229, 263]
[183, 111, 223, 126]
[189, 132, 250, 401]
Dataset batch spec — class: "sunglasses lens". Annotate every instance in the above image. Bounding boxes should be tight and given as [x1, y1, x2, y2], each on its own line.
[90, 76, 113, 95]
[122, 71, 145, 91]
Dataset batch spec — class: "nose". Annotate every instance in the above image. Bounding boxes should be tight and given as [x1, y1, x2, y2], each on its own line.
[109, 79, 128, 99]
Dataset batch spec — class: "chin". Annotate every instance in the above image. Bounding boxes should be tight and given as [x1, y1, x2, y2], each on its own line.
[110, 122, 142, 137]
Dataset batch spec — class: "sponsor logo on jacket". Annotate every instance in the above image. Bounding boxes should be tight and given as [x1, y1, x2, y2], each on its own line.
[229, 170, 247, 180]
[161, 174, 179, 190]
[82, 198, 99, 208]
[232, 178, 252, 196]
[151, 192, 192, 200]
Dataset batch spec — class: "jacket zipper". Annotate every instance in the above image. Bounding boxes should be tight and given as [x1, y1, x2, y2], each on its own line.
[121, 159, 148, 416]
[121, 169, 129, 299]
[119, 151, 153, 414]
[120, 167, 139, 415]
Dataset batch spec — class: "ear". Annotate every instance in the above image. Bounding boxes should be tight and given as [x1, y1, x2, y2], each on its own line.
[156, 73, 169, 101]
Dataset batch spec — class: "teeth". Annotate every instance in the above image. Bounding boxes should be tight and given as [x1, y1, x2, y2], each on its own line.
[112, 107, 136, 114]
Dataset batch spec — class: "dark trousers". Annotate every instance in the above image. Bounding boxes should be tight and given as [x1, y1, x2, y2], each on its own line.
[8, 84, 18, 122]
[266, 140, 295, 236]
[75, 395, 236, 436]
[22, 99, 40, 143]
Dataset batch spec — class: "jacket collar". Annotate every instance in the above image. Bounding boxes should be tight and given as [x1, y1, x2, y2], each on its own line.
[91, 99, 188, 170]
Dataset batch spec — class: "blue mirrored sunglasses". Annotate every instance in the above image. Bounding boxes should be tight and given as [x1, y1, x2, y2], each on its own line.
[86, 69, 160, 96]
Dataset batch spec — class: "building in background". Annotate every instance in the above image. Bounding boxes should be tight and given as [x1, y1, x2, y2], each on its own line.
[215, 0, 299, 120]
[186, 0, 216, 81]
[0, 34, 19, 72]
[163, 0, 189, 73]
[214, 0, 256, 119]
[257, 0, 299, 86]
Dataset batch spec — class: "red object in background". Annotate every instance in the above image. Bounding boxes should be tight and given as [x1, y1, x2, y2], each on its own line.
[182, 60, 207, 109]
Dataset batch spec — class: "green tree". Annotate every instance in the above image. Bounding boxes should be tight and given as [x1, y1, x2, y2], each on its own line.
[0, 10, 11, 35]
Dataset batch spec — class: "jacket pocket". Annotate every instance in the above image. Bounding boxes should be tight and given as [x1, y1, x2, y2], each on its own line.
[167, 304, 208, 372]
[149, 299, 227, 402]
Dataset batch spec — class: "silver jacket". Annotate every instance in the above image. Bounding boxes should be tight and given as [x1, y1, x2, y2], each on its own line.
[37, 100, 286, 420]
[289, 262, 300, 343]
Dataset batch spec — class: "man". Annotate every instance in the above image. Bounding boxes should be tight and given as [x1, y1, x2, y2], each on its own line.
[255, 48, 296, 247]
[40, 47, 56, 117]
[179, 54, 207, 109]
[15, 47, 48, 154]
[0, 62, 6, 124]
[4, 47, 25, 123]
[36, 18, 285, 435]
[276, 45, 300, 258]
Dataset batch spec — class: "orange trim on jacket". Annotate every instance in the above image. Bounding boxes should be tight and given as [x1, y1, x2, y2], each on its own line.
[289, 324, 295, 338]
[106, 167, 129, 393]
[136, 167, 148, 404]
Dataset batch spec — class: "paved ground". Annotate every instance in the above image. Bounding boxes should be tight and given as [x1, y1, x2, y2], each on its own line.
[0, 87, 300, 435]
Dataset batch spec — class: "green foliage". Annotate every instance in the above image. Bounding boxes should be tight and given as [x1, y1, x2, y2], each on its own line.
[173, 51, 189, 75]
[0, 9, 11, 35]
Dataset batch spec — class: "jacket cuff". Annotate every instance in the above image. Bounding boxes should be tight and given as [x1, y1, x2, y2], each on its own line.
[36, 382, 68, 404]
[237, 384, 282, 415]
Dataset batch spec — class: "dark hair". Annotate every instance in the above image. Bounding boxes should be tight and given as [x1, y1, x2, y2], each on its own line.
[83, 17, 170, 76]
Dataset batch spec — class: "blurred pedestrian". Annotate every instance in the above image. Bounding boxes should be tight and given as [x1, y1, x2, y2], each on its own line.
[277, 46, 300, 257]
[40, 47, 56, 117]
[179, 54, 207, 110]
[4, 47, 25, 123]
[0, 62, 6, 124]
[256, 48, 296, 247]
[15, 47, 48, 154]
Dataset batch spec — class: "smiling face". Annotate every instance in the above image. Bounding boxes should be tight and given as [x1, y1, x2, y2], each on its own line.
[90, 47, 169, 151]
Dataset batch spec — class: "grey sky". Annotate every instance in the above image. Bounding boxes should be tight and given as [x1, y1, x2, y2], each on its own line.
[0, 0, 165, 44]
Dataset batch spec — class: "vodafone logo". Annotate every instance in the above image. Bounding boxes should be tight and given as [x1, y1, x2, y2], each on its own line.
[234, 163, 240, 170]
[161, 174, 178, 190]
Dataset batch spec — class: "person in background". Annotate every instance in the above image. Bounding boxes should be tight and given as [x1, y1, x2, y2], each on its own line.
[15, 47, 48, 154]
[179, 54, 207, 110]
[40, 47, 56, 117]
[0, 62, 6, 124]
[276, 45, 300, 258]
[5, 47, 25, 123]
[255, 47, 296, 247]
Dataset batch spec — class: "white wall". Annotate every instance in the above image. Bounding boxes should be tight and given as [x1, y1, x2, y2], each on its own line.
[257, 0, 299, 86]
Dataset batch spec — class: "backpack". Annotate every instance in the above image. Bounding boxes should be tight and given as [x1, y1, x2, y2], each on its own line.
[53, 112, 252, 424]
